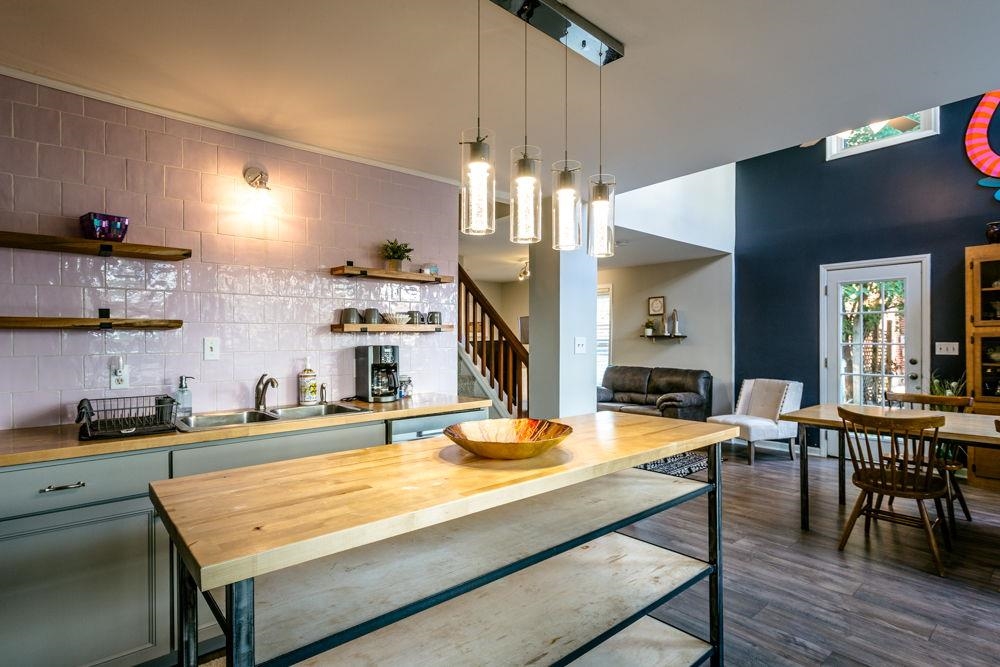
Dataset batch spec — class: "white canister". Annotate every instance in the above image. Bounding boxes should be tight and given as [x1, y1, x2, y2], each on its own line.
[298, 357, 318, 406]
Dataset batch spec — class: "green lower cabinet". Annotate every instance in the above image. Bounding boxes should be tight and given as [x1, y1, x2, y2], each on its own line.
[0, 497, 171, 666]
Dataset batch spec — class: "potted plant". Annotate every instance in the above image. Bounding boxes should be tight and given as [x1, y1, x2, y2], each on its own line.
[379, 238, 414, 272]
[643, 319, 655, 337]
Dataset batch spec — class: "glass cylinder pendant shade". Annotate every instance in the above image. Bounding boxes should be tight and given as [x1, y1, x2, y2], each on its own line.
[460, 128, 496, 235]
[587, 174, 616, 258]
[551, 160, 582, 250]
[510, 145, 542, 244]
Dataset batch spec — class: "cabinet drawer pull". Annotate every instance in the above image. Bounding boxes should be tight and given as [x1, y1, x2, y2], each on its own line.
[39, 481, 87, 493]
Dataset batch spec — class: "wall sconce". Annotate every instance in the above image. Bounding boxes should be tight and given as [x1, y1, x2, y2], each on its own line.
[517, 260, 531, 281]
[243, 166, 270, 190]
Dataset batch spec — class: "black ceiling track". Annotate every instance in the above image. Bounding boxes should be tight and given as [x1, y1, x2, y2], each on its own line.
[490, 0, 624, 66]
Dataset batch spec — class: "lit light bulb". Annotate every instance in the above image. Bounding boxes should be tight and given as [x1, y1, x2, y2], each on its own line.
[555, 187, 577, 246]
[515, 175, 537, 240]
[588, 175, 615, 258]
[466, 160, 491, 234]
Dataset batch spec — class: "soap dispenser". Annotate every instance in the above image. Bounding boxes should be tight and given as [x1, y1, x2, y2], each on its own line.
[174, 376, 194, 418]
[298, 357, 318, 406]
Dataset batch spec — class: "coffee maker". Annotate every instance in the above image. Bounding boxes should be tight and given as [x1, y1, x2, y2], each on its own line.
[355, 345, 400, 403]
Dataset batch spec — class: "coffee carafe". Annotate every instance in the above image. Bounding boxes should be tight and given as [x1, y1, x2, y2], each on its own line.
[355, 345, 400, 403]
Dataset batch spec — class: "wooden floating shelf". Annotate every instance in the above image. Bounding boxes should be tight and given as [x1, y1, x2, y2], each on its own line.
[0, 317, 183, 330]
[0, 231, 192, 261]
[330, 265, 454, 284]
[331, 323, 454, 333]
[640, 334, 688, 340]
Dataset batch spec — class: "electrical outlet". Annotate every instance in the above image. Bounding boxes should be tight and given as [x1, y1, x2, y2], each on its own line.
[935, 341, 959, 356]
[203, 337, 221, 360]
[574, 337, 586, 354]
[110, 364, 129, 389]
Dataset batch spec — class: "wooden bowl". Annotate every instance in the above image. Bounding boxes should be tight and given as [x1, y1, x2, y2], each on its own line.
[443, 418, 573, 459]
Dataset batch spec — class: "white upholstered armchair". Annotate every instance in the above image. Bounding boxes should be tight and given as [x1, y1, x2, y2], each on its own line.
[707, 379, 804, 464]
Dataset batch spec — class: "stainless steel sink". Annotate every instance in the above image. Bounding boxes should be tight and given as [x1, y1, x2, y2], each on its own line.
[272, 403, 372, 420]
[176, 410, 279, 431]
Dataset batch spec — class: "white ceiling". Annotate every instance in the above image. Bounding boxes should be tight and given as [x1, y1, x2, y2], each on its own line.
[0, 0, 998, 199]
[8, 0, 994, 282]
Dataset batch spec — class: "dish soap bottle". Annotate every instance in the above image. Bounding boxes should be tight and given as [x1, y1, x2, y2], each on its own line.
[298, 358, 318, 406]
[174, 376, 194, 418]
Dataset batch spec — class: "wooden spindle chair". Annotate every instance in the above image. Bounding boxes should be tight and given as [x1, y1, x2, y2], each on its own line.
[837, 406, 951, 576]
[884, 392, 974, 534]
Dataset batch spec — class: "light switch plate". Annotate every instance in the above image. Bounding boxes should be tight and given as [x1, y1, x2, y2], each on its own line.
[203, 337, 221, 360]
[574, 337, 586, 354]
[935, 341, 959, 356]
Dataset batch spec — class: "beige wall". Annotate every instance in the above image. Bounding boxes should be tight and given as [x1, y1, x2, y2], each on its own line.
[500, 281, 529, 341]
[475, 281, 504, 310]
[597, 255, 734, 414]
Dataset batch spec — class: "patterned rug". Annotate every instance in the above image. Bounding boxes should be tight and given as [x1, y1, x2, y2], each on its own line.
[635, 451, 708, 478]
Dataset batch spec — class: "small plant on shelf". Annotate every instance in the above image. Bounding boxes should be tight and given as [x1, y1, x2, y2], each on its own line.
[379, 238, 414, 271]
[643, 319, 656, 337]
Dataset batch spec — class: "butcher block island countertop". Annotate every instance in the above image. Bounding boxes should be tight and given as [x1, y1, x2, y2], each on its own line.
[0, 394, 491, 467]
[151, 411, 736, 590]
[153, 411, 737, 666]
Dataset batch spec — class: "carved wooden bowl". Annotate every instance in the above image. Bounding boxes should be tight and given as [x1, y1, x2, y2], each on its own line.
[443, 418, 573, 459]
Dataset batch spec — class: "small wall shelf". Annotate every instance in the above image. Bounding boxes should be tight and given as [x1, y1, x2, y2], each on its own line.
[0, 231, 192, 261]
[640, 334, 687, 340]
[0, 317, 183, 330]
[330, 265, 454, 284]
[331, 323, 454, 333]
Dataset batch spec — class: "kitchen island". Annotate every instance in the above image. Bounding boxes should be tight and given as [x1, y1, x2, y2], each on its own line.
[0, 394, 491, 667]
[150, 411, 738, 666]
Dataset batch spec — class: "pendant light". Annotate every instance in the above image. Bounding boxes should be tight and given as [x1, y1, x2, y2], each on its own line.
[588, 50, 615, 258]
[510, 18, 542, 244]
[551, 36, 581, 251]
[460, 0, 495, 236]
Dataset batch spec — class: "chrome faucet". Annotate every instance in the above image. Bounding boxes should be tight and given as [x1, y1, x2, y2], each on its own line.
[320, 383, 328, 404]
[255, 374, 279, 412]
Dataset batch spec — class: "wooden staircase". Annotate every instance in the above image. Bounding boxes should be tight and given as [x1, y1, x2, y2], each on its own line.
[458, 265, 528, 417]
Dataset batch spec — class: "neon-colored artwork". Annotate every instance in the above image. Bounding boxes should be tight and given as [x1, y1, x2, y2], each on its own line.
[966, 90, 1000, 201]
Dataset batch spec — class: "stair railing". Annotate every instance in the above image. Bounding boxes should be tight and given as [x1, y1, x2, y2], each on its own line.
[458, 264, 529, 417]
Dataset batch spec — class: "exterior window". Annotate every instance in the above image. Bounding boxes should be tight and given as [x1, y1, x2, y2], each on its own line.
[596, 285, 612, 381]
[826, 108, 939, 160]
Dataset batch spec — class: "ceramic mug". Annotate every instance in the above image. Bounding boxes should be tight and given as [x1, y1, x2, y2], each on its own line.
[407, 310, 425, 324]
[341, 307, 362, 324]
[364, 308, 382, 324]
[427, 311, 442, 325]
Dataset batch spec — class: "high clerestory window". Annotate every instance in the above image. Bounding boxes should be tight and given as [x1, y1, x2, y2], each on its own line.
[826, 108, 939, 160]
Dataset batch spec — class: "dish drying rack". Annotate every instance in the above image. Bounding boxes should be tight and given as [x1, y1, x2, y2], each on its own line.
[76, 394, 178, 441]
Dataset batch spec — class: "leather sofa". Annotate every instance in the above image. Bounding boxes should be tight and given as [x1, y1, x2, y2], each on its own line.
[597, 365, 713, 421]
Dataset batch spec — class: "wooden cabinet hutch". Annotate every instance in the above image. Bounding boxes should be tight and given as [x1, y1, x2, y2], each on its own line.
[965, 243, 1000, 488]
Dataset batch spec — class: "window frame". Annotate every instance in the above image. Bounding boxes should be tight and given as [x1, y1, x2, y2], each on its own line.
[825, 108, 940, 161]
[596, 284, 613, 382]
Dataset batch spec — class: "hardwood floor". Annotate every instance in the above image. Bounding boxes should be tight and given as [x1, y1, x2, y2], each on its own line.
[619, 445, 1000, 666]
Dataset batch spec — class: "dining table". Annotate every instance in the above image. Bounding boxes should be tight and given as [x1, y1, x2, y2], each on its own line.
[782, 403, 1000, 530]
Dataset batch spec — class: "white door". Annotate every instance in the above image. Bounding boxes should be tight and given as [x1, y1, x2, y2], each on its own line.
[819, 256, 930, 455]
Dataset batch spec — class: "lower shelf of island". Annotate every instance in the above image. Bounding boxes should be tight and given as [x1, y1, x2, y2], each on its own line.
[0, 316, 183, 330]
[330, 323, 454, 333]
[207, 467, 716, 666]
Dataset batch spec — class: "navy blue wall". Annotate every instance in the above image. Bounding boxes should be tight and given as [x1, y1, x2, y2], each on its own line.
[735, 95, 1000, 408]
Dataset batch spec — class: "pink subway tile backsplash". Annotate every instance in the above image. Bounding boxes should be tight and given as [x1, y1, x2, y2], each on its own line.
[126, 108, 164, 132]
[106, 123, 145, 160]
[83, 98, 125, 124]
[1, 136, 39, 176]
[0, 356, 38, 391]
[0, 73, 457, 429]
[83, 152, 126, 189]
[147, 132, 182, 167]
[61, 182, 104, 217]
[13, 103, 60, 145]
[38, 144, 83, 183]
[61, 113, 104, 152]
[0, 173, 11, 210]
[126, 159, 164, 195]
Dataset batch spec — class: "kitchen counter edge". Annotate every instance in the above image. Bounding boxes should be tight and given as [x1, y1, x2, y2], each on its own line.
[0, 394, 492, 467]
